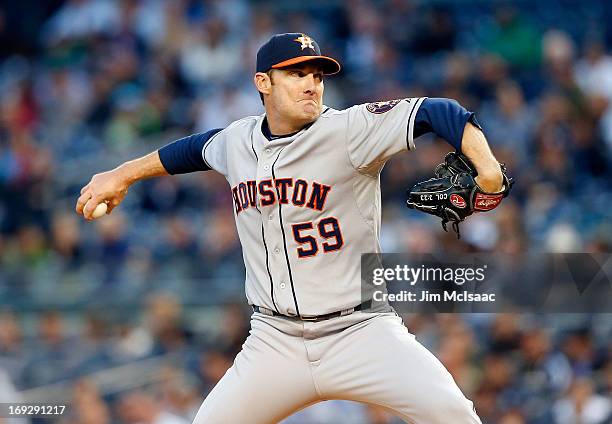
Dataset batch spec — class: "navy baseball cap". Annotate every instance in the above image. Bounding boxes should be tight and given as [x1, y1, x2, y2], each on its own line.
[256, 33, 341, 75]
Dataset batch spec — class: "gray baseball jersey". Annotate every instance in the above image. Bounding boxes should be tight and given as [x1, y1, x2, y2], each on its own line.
[202, 97, 426, 317]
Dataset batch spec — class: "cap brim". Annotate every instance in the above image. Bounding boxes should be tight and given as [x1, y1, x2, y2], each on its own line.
[272, 55, 341, 75]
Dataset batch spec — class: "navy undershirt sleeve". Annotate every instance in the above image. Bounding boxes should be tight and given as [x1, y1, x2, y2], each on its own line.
[158, 128, 223, 175]
[413, 98, 482, 151]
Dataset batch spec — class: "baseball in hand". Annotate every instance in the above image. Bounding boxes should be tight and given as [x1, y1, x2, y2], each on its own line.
[91, 202, 108, 219]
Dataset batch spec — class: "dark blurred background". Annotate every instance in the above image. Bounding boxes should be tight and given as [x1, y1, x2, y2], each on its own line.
[0, 0, 611, 423]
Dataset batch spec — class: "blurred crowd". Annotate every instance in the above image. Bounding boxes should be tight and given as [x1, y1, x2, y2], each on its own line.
[1, 301, 611, 423]
[1, 0, 612, 423]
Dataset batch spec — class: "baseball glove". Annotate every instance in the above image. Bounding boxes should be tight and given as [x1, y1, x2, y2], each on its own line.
[406, 152, 513, 238]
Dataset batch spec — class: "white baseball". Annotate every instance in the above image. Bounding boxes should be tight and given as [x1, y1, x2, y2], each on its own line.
[91, 202, 108, 219]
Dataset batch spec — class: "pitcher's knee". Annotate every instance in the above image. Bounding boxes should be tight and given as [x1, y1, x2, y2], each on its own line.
[417, 388, 480, 424]
[425, 389, 480, 423]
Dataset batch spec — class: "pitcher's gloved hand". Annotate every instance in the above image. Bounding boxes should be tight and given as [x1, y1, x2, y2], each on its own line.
[406, 152, 514, 238]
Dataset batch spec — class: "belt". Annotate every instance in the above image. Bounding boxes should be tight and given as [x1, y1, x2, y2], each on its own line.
[252, 300, 372, 322]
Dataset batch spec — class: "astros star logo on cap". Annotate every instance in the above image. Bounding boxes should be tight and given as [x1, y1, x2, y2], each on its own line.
[294, 34, 315, 50]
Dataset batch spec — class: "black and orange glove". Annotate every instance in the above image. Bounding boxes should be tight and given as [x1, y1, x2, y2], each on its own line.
[406, 152, 513, 238]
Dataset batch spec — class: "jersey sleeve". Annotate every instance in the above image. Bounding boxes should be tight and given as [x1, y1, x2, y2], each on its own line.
[202, 127, 229, 176]
[346, 97, 426, 172]
[158, 128, 223, 175]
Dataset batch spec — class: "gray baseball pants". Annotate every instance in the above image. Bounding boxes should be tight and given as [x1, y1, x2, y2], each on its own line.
[193, 312, 481, 423]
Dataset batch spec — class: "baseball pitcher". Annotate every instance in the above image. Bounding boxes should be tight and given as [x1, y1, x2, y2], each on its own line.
[76, 33, 512, 423]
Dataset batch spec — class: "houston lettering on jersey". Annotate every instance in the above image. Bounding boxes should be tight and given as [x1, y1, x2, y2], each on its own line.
[231, 179, 331, 214]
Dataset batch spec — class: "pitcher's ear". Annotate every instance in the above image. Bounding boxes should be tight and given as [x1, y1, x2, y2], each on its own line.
[254, 72, 271, 95]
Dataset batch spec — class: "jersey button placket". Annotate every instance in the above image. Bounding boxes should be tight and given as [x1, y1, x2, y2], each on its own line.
[259, 142, 292, 314]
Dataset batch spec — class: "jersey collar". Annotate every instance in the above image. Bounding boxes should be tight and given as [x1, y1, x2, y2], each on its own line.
[260, 107, 331, 142]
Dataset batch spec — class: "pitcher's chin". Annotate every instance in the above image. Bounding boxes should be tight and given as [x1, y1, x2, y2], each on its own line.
[301, 103, 320, 119]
